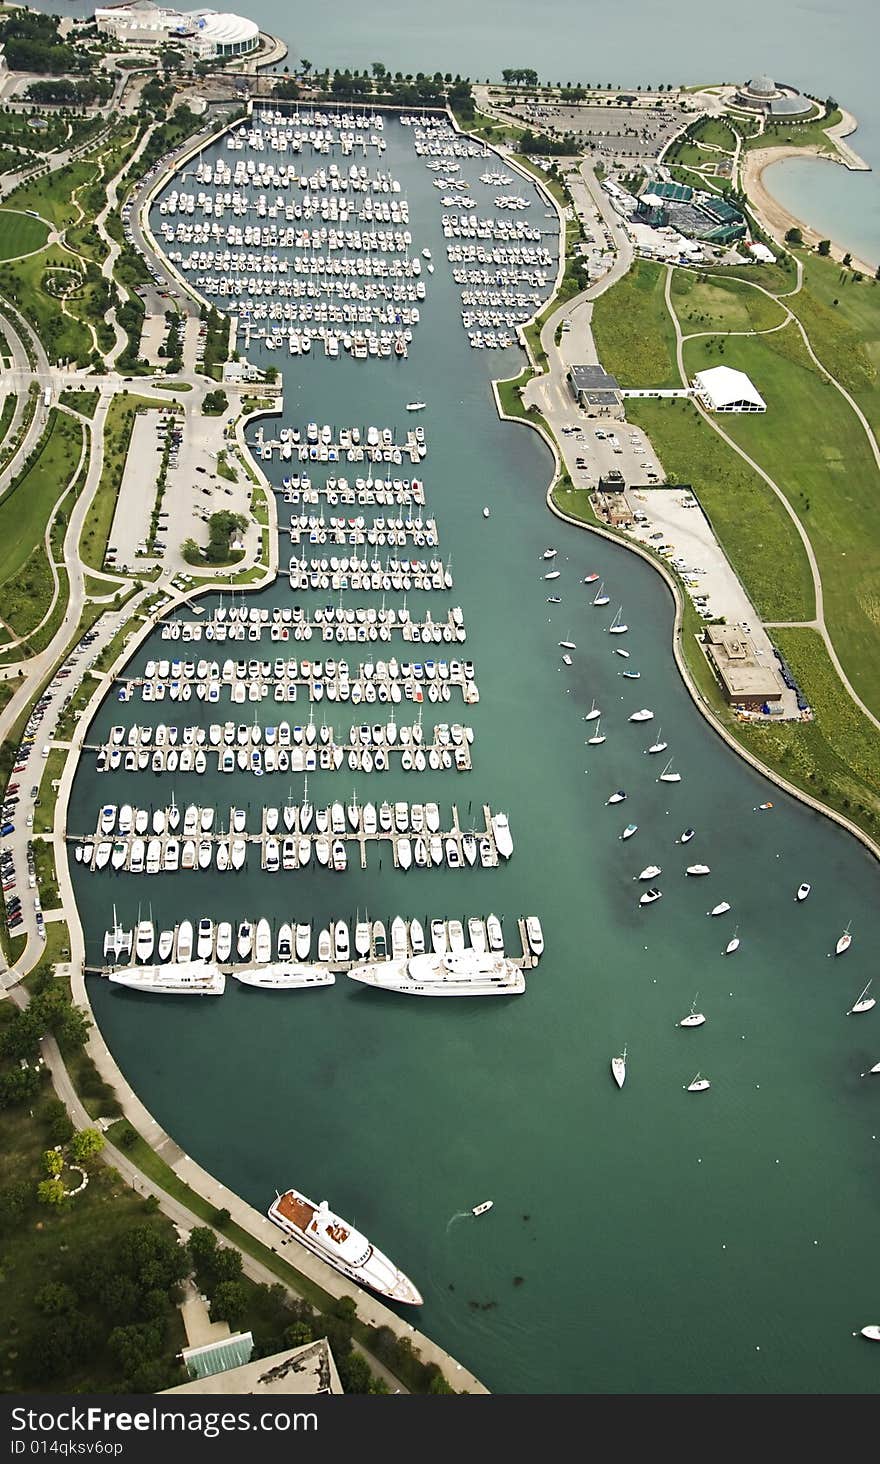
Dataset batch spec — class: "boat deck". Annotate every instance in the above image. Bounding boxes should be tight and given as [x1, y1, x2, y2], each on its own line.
[275, 1190, 315, 1232]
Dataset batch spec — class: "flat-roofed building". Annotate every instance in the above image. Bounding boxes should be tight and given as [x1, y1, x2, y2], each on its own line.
[166, 1337, 343, 1395]
[703, 624, 784, 708]
[567, 363, 624, 419]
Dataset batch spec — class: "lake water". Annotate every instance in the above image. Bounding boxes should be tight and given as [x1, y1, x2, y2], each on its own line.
[66, 116, 880, 1393]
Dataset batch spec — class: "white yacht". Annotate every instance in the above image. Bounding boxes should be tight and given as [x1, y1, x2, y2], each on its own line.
[709, 901, 731, 916]
[686, 864, 710, 877]
[525, 915, 544, 957]
[348, 950, 525, 997]
[638, 865, 661, 880]
[628, 709, 653, 723]
[135, 919, 155, 963]
[176, 919, 194, 961]
[268, 1186, 422, 1305]
[296, 923, 312, 961]
[486, 913, 503, 952]
[109, 961, 225, 996]
[237, 921, 253, 960]
[491, 812, 513, 858]
[796, 882, 811, 901]
[639, 888, 662, 906]
[233, 964, 335, 990]
[255, 918, 272, 963]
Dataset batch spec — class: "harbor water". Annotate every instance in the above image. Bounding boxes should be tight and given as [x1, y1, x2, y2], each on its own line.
[66, 118, 880, 1394]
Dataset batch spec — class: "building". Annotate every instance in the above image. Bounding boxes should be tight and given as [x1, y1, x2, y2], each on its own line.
[165, 1337, 343, 1395]
[693, 365, 766, 413]
[703, 625, 783, 708]
[567, 363, 624, 419]
[94, 3, 261, 59]
[733, 75, 812, 117]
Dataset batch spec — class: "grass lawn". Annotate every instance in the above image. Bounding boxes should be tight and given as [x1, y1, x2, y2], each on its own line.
[33, 747, 68, 834]
[3, 161, 99, 231]
[671, 270, 788, 334]
[788, 252, 880, 435]
[736, 628, 880, 839]
[0, 409, 81, 609]
[0, 208, 49, 260]
[626, 398, 815, 622]
[59, 387, 99, 419]
[495, 368, 536, 421]
[681, 324, 880, 713]
[688, 115, 737, 151]
[744, 108, 843, 154]
[0, 247, 93, 366]
[83, 573, 122, 598]
[591, 259, 680, 387]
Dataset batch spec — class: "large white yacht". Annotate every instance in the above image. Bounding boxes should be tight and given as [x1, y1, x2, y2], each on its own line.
[109, 961, 225, 996]
[348, 949, 525, 997]
[268, 1186, 422, 1305]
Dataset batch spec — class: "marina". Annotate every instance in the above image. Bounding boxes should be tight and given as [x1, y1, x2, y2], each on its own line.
[66, 99, 880, 1398]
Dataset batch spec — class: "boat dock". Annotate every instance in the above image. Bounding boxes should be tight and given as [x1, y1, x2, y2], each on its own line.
[115, 658, 478, 706]
[159, 604, 467, 645]
[75, 802, 510, 873]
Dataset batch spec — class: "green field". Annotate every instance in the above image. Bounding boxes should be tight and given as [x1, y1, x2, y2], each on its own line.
[626, 397, 815, 622]
[743, 108, 843, 154]
[0, 411, 82, 585]
[672, 270, 788, 334]
[787, 251, 880, 435]
[681, 323, 880, 713]
[591, 258, 680, 387]
[0, 208, 49, 260]
[688, 115, 737, 151]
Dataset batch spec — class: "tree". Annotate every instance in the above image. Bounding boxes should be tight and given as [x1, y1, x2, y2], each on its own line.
[210, 1280, 247, 1328]
[842, 251, 852, 267]
[34, 1281, 77, 1315]
[37, 1176, 66, 1206]
[70, 1127, 105, 1164]
[43, 1148, 63, 1177]
[784, 227, 802, 244]
[817, 239, 831, 256]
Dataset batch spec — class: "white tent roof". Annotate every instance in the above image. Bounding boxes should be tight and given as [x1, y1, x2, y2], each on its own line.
[694, 365, 766, 410]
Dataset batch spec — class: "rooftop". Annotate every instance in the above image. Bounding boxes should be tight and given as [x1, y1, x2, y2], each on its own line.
[568, 363, 620, 393]
[704, 625, 783, 700]
[166, 1338, 343, 1396]
[694, 365, 766, 411]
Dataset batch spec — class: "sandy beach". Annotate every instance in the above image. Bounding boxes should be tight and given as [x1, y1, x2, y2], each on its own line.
[742, 118, 876, 277]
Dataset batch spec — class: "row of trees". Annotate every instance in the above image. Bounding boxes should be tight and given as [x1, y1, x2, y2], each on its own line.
[27, 76, 114, 108]
[0, 12, 93, 76]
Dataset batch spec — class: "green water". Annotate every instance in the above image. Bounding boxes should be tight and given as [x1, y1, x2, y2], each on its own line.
[69, 123, 880, 1394]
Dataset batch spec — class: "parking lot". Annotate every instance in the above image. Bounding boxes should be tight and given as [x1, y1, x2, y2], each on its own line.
[558, 413, 664, 492]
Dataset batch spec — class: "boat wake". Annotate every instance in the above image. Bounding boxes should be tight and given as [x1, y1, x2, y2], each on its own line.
[446, 1210, 474, 1231]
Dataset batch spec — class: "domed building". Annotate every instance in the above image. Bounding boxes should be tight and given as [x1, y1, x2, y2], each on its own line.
[734, 74, 812, 117]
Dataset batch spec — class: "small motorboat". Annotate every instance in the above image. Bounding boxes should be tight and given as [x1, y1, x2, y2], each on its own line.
[607, 790, 627, 805]
[544, 570, 561, 581]
[611, 1047, 627, 1089]
[559, 639, 577, 651]
[709, 902, 731, 917]
[472, 1201, 493, 1217]
[686, 1073, 711, 1093]
[546, 595, 561, 603]
[678, 829, 695, 844]
[757, 801, 774, 810]
[640, 888, 662, 906]
[859, 1325, 880, 1341]
[628, 709, 653, 723]
[796, 882, 811, 901]
[482, 507, 490, 519]
[542, 548, 557, 560]
[686, 864, 710, 876]
[584, 573, 599, 584]
[621, 823, 638, 840]
[638, 865, 661, 880]
[835, 923, 852, 956]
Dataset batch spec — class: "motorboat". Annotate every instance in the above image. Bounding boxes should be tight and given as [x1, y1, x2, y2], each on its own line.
[233, 963, 335, 990]
[237, 921, 253, 960]
[525, 915, 544, 957]
[491, 812, 513, 859]
[709, 901, 731, 916]
[611, 1048, 626, 1089]
[486, 914, 503, 952]
[629, 709, 653, 723]
[686, 864, 710, 876]
[176, 920, 193, 961]
[109, 962, 225, 996]
[607, 790, 627, 805]
[621, 823, 638, 840]
[638, 865, 661, 880]
[254, 918, 272, 963]
[472, 1201, 493, 1217]
[347, 949, 525, 997]
[796, 882, 811, 901]
[678, 828, 695, 844]
[135, 919, 155, 963]
[296, 923, 311, 961]
[268, 1186, 421, 1305]
[859, 1326, 880, 1341]
[640, 888, 662, 906]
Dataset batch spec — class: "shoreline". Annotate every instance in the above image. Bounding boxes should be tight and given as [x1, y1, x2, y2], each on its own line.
[743, 144, 877, 276]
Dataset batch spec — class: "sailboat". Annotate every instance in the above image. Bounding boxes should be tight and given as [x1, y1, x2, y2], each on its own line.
[559, 635, 577, 650]
[686, 1072, 711, 1092]
[593, 581, 610, 607]
[646, 728, 668, 754]
[847, 980, 875, 1015]
[679, 996, 706, 1029]
[583, 701, 601, 722]
[608, 607, 628, 634]
[658, 758, 681, 783]
[835, 922, 852, 956]
[586, 720, 606, 745]
[860, 1062, 880, 1078]
[725, 925, 740, 955]
[611, 1047, 627, 1089]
